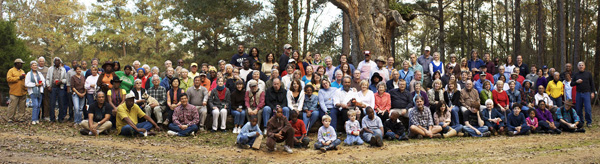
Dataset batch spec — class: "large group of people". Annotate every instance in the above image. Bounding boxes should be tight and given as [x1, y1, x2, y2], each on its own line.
[5, 44, 596, 153]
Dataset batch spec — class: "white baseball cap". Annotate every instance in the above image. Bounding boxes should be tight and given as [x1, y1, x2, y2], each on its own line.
[424, 46, 431, 51]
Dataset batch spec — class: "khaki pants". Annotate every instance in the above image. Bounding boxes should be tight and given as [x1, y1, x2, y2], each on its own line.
[7, 95, 26, 121]
[144, 105, 164, 124]
[79, 120, 113, 133]
[195, 105, 207, 128]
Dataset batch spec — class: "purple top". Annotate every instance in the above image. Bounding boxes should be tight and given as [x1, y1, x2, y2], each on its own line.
[535, 108, 554, 123]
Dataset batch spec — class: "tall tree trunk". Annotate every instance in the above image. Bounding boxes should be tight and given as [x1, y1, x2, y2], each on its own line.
[330, 0, 406, 59]
[275, 0, 290, 55]
[437, 0, 445, 62]
[513, 0, 521, 59]
[303, 0, 311, 55]
[595, 0, 600, 89]
[558, 0, 566, 71]
[292, 0, 299, 49]
[342, 12, 350, 55]
[572, 0, 581, 62]
[491, 0, 494, 56]
[536, 0, 544, 67]
[460, 0, 465, 57]
[122, 42, 127, 57]
[504, 0, 510, 57]
[391, 29, 396, 59]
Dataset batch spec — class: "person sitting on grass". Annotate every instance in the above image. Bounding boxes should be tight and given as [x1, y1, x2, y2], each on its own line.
[556, 100, 585, 133]
[384, 111, 408, 140]
[408, 95, 442, 139]
[167, 93, 199, 137]
[481, 99, 505, 136]
[433, 102, 461, 138]
[266, 105, 295, 154]
[79, 91, 112, 136]
[289, 111, 310, 148]
[526, 110, 540, 133]
[314, 115, 342, 152]
[344, 110, 364, 145]
[462, 100, 491, 137]
[535, 100, 562, 134]
[116, 92, 161, 137]
[506, 104, 531, 136]
[361, 107, 384, 147]
[237, 117, 263, 149]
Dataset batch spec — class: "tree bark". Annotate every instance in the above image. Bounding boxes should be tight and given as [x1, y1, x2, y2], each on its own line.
[460, 0, 465, 57]
[504, 0, 510, 57]
[292, 0, 300, 49]
[595, 0, 600, 90]
[275, 0, 290, 54]
[558, 0, 566, 72]
[302, 0, 311, 55]
[437, 0, 445, 62]
[342, 12, 350, 55]
[330, 0, 406, 59]
[513, 0, 521, 59]
[572, 0, 581, 63]
[536, 0, 544, 67]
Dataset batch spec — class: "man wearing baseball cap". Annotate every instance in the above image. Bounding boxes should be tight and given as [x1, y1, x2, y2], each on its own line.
[357, 50, 377, 81]
[188, 63, 200, 80]
[116, 92, 161, 136]
[5, 59, 27, 123]
[278, 44, 293, 74]
[418, 46, 433, 89]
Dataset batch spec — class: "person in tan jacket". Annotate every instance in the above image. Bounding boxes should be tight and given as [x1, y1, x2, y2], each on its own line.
[459, 80, 480, 113]
[6, 59, 27, 122]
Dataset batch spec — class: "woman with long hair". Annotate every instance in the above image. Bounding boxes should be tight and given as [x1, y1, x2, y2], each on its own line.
[262, 53, 278, 77]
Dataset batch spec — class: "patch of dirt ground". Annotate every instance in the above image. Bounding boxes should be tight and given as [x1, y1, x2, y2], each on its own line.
[0, 106, 599, 163]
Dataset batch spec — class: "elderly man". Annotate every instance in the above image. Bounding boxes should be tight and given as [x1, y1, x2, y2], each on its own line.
[116, 92, 161, 136]
[167, 93, 199, 136]
[390, 79, 414, 118]
[409, 71, 423, 93]
[409, 95, 442, 138]
[386, 69, 400, 92]
[160, 67, 175, 91]
[373, 56, 389, 82]
[46, 57, 68, 122]
[263, 78, 290, 127]
[350, 70, 362, 89]
[186, 76, 209, 131]
[266, 106, 295, 153]
[460, 80, 481, 113]
[37, 57, 52, 121]
[79, 91, 112, 136]
[493, 66, 508, 85]
[324, 56, 335, 81]
[332, 76, 360, 131]
[246, 80, 266, 128]
[418, 46, 433, 89]
[6, 59, 27, 123]
[571, 62, 595, 127]
[160, 60, 173, 78]
[188, 63, 200, 80]
[357, 51, 376, 80]
[146, 75, 166, 124]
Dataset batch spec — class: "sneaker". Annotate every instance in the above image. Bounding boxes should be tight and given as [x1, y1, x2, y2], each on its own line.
[31, 121, 36, 125]
[190, 131, 195, 136]
[143, 131, 148, 137]
[211, 129, 217, 133]
[167, 130, 178, 136]
[199, 126, 206, 132]
[234, 127, 240, 134]
[369, 136, 377, 145]
[507, 131, 516, 136]
[319, 147, 327, 153]
[482, 131, 491, 137]
[79, 129, 90, 135]
[44, 117, 50, 121]
[587, 124, 592, 128]
[283, 145, 293, 154]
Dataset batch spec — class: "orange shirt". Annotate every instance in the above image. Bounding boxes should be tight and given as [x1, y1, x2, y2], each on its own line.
[200, 78, 211, 90]
[102, 73, 114, 89]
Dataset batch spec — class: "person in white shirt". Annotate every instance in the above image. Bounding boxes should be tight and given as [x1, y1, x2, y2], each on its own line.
[357, 80, 375, 115]
[287, 79, 305, 113]
[534, 85, 558, 113]
[281, 65, 294, 90]
[372, 56, 390, 82]
[239, 59, 253, 82]
[332, 76, 361, 131]
[246, 71, 266, 91]
[356, 51, 377, 81]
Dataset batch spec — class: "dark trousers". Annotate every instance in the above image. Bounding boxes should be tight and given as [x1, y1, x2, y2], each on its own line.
[266, 127, 295, 150]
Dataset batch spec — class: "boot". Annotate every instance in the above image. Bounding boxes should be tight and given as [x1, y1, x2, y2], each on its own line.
[444, 129, 457, 138]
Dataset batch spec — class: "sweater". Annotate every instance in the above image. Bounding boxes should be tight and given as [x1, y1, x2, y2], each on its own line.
[290, 119, 307, 137]
[507, 112, 527, 129]
[318, 126, 337, 143]
[265, 86, 287, 110]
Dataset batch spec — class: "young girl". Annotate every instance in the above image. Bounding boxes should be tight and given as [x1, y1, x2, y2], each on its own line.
[526, 110, 539, 133]
[344, 110, 363, 145]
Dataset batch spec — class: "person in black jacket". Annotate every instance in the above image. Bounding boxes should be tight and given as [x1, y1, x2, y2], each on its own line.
[383, 111, 408, 140]
[386, 70, 400, 92]
[389, 79, 414, 117]
[445, 80, 463, 127]
[571, 62, 596, 127]
[263, 78, 290, 126]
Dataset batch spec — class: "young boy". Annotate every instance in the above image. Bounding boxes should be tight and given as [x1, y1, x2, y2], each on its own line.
[344, 110, 364, 145]
[362, 107, 384, 147]
[384, 111, 408, 140]
[237, 117, 263, 149]
[314, 115, 342, 152]
[289, 111, 310, 148]
[506, 104, 531, 136]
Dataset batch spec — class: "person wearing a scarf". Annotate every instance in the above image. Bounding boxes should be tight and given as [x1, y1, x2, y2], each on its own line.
[25, 61, 46, 124]
[208, 77, 231, 132]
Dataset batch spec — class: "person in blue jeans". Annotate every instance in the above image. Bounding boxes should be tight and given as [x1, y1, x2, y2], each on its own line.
[462, 103, 491, 137]
[314, 115, 342, 152]
[506, 104, 531, 136]
[167, 94, 199, 137]
[46, 57, 68, 122]
[25, 61, 45, 125]
[571, 62, 595, 127]
[481, 100, 505, 135]
[384, 111, 408, 140]
[344, 110, 364, 145]
[262, 78, 290, 127]
[237, 117, 263, 149]
[117, 92, 161, 136]
[361, 107, 384, 147]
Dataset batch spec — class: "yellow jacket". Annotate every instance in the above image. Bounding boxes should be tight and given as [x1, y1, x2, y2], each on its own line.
[545, 80, 564, 99]
[7, 67, 26, 96]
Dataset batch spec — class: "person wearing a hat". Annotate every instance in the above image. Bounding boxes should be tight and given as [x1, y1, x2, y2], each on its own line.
[6, 58, 27, 123]
[418, 46, 434, 89]
[116, 92, 161, 136]
[198, 73, 211, 90]
[231, 44, 249, 68]
[45, 57, 68, 122]
[278, 44, 293, 74]
[97, 61, 116, 90]
[188, 63, 200, 80]
[357, 50, 377, 81]
[473, 65, 494, 85]
[474, 72, 490, 92]
[372, 56, 390, 82]
[555, 100, 585, 133]
[510, 67, 526, 84]
[107, 77, 126, 125]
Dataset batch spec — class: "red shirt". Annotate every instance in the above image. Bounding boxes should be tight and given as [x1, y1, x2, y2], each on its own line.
[492, 89, 509, 108]
[473, 73, 495, 84]
[374, 92, 391, 112]
[290, 119, 306, 137]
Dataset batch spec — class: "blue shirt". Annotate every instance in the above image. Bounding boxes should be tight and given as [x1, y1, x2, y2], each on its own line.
[474, 79, 490, 92]
[468, 59, 484, 72]
[303, 94, 318, 111]
[330, 81, 342, 89]
[556, 107, 580, 123]
[318, 88, 336, 112]
[238, 122, 263, 138]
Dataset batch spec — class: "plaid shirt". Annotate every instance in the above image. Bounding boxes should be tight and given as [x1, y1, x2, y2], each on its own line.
[148, 86, 166, 105]
[173, 104, 199, 126]
[409, 106, 433, 127]
[520, 88, 535, 106]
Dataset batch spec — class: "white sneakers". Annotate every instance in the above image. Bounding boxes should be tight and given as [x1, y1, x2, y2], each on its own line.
[233, 127, 240, 134]
[283, 145, 293, 154]
[167, 130, 178, 136]
[31, 121, 39, 125]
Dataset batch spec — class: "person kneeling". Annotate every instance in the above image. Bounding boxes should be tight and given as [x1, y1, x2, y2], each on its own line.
[361, 107, 384, 147]
[79, 91, 112, 136]
[237, 117, 263, 149]
[384, 111, 408, 140]
[314, 115, 342, 152]
[506, 105, 531, 136]
[116, 92, 161, 137]
[266, 105, 295, 153]
[167, 93, 199, 137]
[289, 111, 310, 148]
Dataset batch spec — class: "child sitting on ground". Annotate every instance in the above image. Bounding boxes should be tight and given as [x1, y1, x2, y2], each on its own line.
[506, 104, 531, 136]
[526, 109, 539, 133]
[384, 111, 408, 140]
[237, 117, 263, 149]
[289, 111, 310, 148]
[314, 115, 342, 152]
[344, 110, 364, 145]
